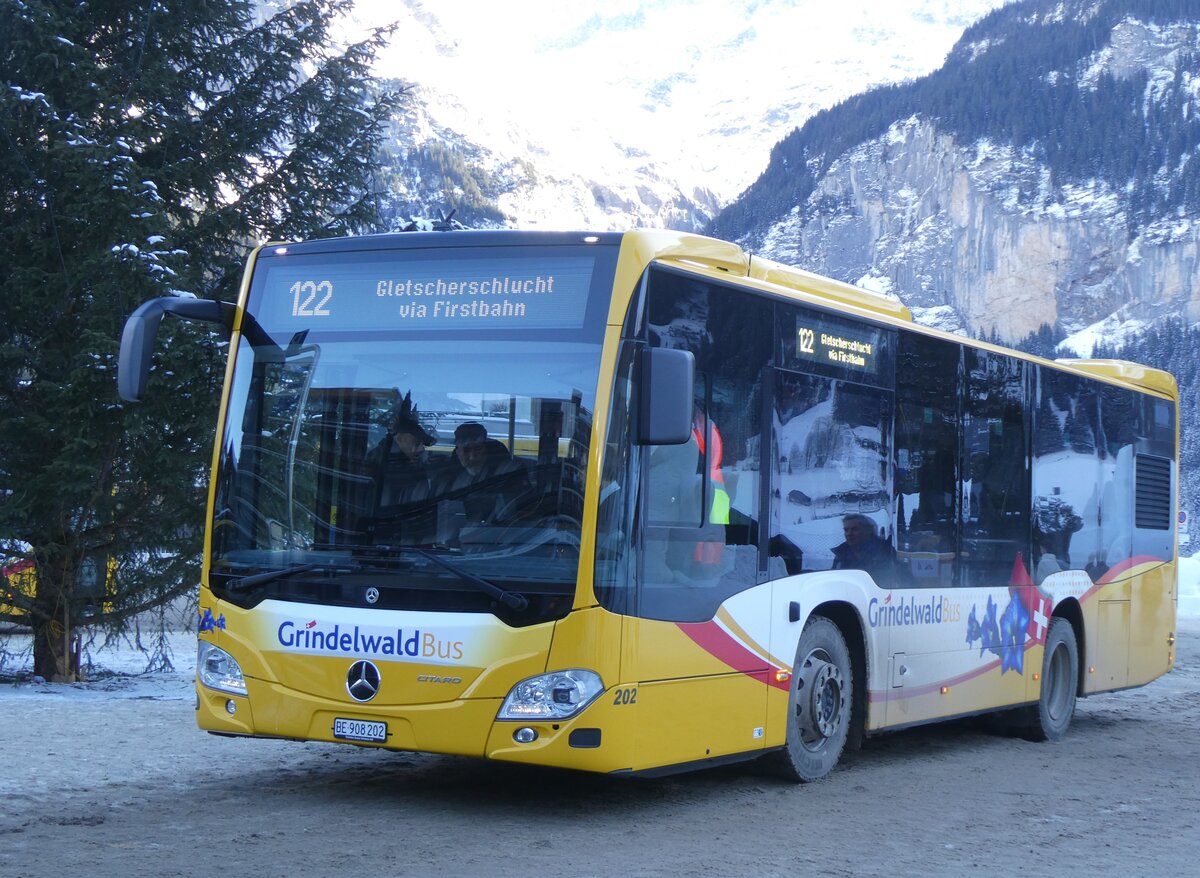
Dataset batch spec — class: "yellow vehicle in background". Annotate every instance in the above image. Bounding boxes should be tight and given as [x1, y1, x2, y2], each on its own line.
[1, 555, 116, 622]
[1, 560, 36, 619]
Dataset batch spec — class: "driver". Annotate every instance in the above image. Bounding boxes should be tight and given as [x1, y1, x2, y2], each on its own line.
[442, 422, 528, 526]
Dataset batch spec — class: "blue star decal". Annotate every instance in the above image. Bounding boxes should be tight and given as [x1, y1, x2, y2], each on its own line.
[198, 608, 226, 633]
[998, 594, 1030, 674]
[965, 594, 1028, 675]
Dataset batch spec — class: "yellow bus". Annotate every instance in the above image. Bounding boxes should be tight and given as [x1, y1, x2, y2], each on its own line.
[118, 230, 1178, 780]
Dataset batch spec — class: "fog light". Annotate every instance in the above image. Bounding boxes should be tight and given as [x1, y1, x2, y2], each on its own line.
[513, 727, 538, 744]
[225, 699, 237, 715]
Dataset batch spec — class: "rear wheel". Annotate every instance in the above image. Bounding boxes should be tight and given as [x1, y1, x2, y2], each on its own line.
[769, 616, 853, 782]
[1021, 617, 1078, 742]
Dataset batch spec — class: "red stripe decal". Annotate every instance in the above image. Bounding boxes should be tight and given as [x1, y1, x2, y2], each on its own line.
[676, 621, 789, 690]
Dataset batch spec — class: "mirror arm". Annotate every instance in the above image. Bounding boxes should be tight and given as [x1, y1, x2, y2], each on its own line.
[118, 297, 236, 402]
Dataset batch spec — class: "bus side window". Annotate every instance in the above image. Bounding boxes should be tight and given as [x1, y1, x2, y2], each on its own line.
[895, 333, 960, 587]
[770, 371, 893, 580]
[961, 350, 1030, 589]
[1034, 368, 1103, 580]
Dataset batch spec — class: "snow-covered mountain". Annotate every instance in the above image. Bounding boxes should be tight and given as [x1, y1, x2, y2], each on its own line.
[372, 82, 724, 232]
[351, 0, 1009, 230]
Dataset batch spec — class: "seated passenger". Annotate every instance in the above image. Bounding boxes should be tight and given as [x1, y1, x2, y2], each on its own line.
[367, 401, 439, 543]
[832, 513, 901, 584]
[370, 417, 434, 507]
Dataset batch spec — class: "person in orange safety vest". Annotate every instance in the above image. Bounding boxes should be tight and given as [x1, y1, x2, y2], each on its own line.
[692, 407, 730, 565]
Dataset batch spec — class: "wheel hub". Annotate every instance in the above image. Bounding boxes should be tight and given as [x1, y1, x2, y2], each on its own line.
[797, 652, 846, 742]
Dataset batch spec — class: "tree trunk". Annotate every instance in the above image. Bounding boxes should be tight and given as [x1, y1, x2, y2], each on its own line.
[32, 557, 79, 682]
[32, 616, 77, 683]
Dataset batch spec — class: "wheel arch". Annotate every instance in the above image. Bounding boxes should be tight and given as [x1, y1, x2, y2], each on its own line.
[807, 599, 868, 750]
[1051, 596, 1085, 695]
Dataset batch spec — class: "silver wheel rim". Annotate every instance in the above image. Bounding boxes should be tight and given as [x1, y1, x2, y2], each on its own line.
[796, 647, 846, 749]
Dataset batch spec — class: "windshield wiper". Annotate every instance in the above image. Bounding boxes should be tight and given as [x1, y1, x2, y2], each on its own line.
[227, 561, 357, 592]
[411, 549, 529, 611]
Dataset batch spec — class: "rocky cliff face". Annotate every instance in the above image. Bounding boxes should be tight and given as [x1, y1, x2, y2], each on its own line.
[759, 112, 1200, 347]
[748, 15, 1200, 351]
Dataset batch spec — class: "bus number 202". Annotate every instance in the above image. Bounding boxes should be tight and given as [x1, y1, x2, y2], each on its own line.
[290, 280, 333, 317]
[612, 687, 638, 706]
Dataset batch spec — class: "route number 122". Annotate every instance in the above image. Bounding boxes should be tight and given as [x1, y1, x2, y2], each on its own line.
[290, 280, 333, 317]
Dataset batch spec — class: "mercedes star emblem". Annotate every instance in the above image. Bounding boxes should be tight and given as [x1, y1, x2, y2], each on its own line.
[365, 586, 380, 605]
[346, 660, 381, 702]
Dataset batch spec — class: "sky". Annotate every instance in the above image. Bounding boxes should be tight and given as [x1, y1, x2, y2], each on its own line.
[344, 0, 1014, 200]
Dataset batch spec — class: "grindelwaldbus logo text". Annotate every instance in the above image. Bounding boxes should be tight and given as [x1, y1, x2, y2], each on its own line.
[868, 594, 961, 628]
[277, 620, 465, 660]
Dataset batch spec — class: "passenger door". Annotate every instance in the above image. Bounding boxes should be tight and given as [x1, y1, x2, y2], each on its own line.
[626, 268, 772, 770]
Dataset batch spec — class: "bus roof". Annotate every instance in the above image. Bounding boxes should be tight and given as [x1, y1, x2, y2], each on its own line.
[1055, 358, 1178, 398]
[614, 230, 913, 322]
[258, 230, 627, 256]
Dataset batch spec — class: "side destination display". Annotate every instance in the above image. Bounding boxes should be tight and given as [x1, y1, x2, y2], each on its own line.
[255, 253, 596, 333]
[791, 310, 884, 376]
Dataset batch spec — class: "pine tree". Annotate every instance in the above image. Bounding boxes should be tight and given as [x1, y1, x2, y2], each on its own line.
[0, 0, 402, 680]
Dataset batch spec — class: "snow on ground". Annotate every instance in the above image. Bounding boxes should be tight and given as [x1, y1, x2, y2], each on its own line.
[0, 628, 198, 699]
[1057, 311, 1150, 357]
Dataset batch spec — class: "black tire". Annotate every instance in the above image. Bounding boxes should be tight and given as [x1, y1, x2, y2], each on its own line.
[768, 616, 853, 782]
[1021, 617, 1078, 742]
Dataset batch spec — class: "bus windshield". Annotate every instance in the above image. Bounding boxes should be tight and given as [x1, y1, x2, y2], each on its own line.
[208, 239, 617, 625]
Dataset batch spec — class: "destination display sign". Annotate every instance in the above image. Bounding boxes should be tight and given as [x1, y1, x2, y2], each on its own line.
[791, 311, 885, 377]
[254, 253, 596, 334]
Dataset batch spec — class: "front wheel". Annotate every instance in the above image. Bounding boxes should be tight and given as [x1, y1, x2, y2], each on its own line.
[1021, 617, 1078, 742]
[768, 616, 853, 782]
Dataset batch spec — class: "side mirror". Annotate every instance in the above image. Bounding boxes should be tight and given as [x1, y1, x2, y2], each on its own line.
[117, 297, 235, 402]
[636, 347, 694, 445]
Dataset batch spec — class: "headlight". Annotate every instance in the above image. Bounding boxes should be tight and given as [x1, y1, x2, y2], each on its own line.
[497, 669, 604, 720]
[197, 641, 247, 696]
